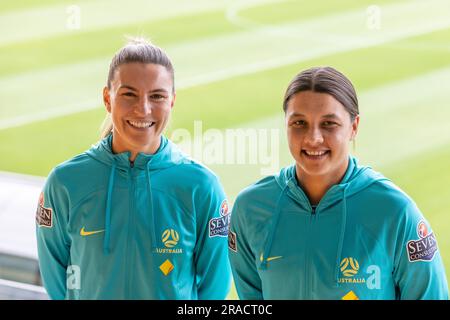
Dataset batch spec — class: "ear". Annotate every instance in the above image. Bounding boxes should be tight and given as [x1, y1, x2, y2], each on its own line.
[350, 115, 360, 141]
[103, 86, 112, 113]
[170, 92, 176, 109]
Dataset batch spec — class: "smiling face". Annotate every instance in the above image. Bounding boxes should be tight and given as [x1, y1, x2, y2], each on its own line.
[103, 62, 175, 157]
[285, 90, 359, 183]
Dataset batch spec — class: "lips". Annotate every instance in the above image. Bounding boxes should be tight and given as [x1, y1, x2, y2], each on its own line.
[301, 149, 330, 159]
[127, 120, 155, 129]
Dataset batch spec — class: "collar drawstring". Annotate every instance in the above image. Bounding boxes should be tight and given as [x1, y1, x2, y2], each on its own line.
[260, 183, 290, 270]
[103, 160, 157, 254]
[146, 161, 157, 250]
[334, 184, 349, 287]
[103, 161, 116, 255]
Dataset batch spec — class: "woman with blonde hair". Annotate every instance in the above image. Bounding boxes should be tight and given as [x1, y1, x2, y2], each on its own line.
[36, 38, 231, 299]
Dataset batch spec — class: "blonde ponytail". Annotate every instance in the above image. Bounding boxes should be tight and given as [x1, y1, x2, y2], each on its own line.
[100, 114, 113, 139]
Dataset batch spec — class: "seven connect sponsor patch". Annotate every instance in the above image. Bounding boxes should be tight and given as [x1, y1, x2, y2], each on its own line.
[407, 220, 438, 262]
[209, 200, 231, 238]
[36, 191, 52, 228]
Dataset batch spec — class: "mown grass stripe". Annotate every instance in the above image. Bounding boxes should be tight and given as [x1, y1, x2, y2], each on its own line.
[1, 0, 449, 129]
[0, 0, 277, 47]
[0, 0, 401, 76]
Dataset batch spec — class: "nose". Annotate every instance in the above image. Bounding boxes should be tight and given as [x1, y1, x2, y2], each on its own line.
[304, 126, 324, 146]
[134, 96, 152, 116]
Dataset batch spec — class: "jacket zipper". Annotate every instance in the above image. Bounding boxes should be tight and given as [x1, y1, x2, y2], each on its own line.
[294, 188, 314, 299]
[289, 184, 318, 299]
[309, 208, 317, 299]
[304, 206, 317, 299]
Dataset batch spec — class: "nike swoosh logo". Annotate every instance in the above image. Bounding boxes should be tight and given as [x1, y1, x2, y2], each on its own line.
[80, 227, 105, 236]
[267, 256, 283, 262]
[260, 253, 283, 262]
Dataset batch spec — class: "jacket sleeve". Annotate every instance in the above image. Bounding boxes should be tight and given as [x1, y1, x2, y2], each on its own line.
[228, 195, 263, 300]
[35, 169, 71, 300]
[393, 201, 449, 300]
[193, 175, 231, 299]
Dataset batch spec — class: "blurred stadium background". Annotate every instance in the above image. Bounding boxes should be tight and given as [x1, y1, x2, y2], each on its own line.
[0, 0, 449, 299]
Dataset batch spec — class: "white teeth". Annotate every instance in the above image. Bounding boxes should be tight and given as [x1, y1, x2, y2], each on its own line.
[305, 150, 327, 156]
[129, 121, 154, 128]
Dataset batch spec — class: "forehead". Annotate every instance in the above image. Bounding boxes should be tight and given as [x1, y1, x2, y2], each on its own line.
[111, 62, 173, 89]
[286, 91, 348, 118]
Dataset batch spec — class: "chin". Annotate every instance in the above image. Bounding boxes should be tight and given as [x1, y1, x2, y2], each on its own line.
[295, 159, 329, 175]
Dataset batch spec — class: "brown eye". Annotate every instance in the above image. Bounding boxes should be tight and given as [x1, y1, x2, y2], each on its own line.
[150, 94, 167, 101]
[293, 120, 306, 126]
[123, 92, 136, 97]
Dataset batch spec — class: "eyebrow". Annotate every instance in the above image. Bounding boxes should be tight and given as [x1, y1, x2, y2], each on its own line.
[118, 85, 169, 93]
[118, 85, 137, 91]
[321, 113, 340, 120]
[288, 113, 340, 119]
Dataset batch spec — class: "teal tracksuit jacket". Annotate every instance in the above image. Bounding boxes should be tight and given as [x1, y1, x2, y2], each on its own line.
[36, 134, 231, 299]
[229, 156, 448, 299]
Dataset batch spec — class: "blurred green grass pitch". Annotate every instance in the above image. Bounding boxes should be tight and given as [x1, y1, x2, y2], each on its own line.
[0, 0, 449, 299]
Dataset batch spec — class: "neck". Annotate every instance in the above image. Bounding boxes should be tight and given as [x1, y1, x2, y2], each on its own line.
[111, 135, 161, 162]
[295, 161, 349, 205]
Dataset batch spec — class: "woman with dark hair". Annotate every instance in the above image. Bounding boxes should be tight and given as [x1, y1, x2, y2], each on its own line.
[36, 38, 231, 299]
[229, 66, 448, 300]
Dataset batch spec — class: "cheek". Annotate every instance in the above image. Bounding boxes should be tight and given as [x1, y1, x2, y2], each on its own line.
[110, 107, 125, 122]
[112, 98, 137, 115]
[286, 129, 303, 151]
[286, 129, 296, 144]
[326, 131, 351, 151]
[155, 104, 172, 118]
[287, 128, 302, 140]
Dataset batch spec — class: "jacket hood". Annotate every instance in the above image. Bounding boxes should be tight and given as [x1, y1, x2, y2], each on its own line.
[275, 156, 387, 209]
[84, 134, 190, 255]
[261, 156, 390, 287]
[85, 134, 187, 170]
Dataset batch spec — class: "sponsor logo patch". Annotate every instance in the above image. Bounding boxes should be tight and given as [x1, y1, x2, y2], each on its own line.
[407, 220, 438, 262]
[220, 199, 229, 216]
[159, 259, 174, 276]
[36, 192, 52, 228]
[228, 230, 237, 252]
[342, 290, 359, 300]
[209, 200, 231, 238]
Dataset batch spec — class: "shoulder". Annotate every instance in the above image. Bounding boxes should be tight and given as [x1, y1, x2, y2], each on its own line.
[360, 178, 422, 222]
[236, 175, 280, 205]
[169, 158, 224, 190]
[48, 151, 106, 188]
[232, 174, 281, 220]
